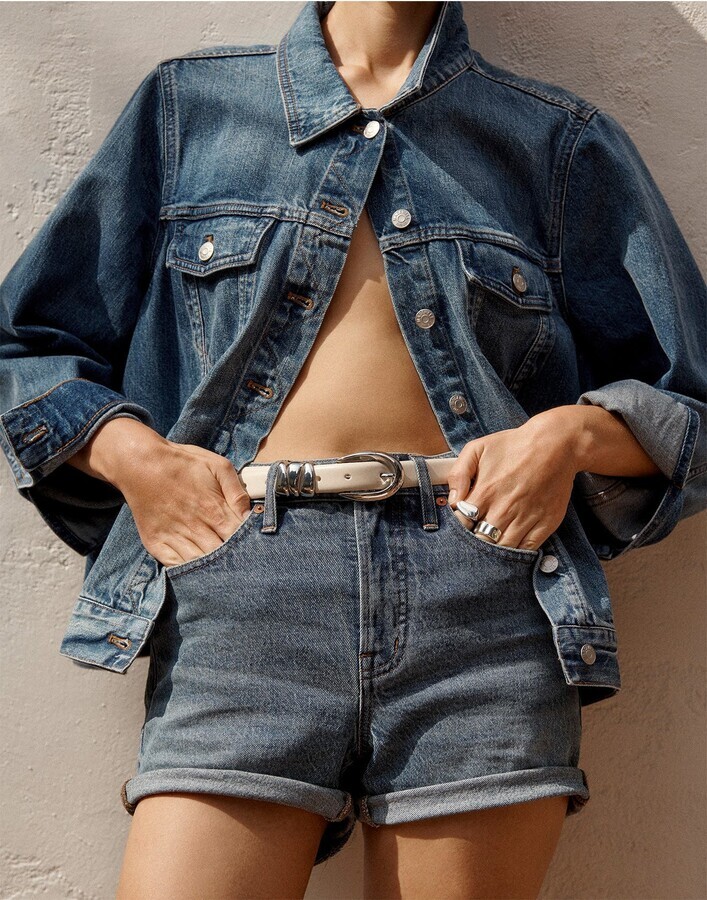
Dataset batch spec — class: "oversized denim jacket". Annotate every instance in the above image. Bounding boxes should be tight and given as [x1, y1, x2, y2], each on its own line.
[1, 0, 705, 706]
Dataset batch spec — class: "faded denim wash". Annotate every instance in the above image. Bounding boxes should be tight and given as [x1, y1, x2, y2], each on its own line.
[120, 451, 588, 865]
[1, 1, 705, 709]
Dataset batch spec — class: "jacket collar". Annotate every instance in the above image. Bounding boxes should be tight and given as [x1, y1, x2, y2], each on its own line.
[277, 0, 474, 147]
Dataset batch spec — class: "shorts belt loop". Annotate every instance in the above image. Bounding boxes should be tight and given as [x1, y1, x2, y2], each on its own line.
[261, 462, 280, 533]
[409, 454, 439, 531]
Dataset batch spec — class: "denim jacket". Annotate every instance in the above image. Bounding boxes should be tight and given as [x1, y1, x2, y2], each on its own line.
[1, 0, 705, 706]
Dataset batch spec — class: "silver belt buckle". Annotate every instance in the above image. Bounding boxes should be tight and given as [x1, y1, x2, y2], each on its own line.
[335, 451, 405, 501]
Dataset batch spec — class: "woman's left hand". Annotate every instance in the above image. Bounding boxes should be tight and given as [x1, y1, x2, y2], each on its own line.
[445, 411, 580, 551]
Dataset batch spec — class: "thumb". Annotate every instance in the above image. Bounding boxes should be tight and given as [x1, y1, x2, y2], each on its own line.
[447, 441, 481, 508]
[214, 460, 252, 520]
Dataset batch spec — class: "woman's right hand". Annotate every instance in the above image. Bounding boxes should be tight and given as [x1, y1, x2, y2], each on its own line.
[68, 418, 253, 567]
[124, 440, 253, 568]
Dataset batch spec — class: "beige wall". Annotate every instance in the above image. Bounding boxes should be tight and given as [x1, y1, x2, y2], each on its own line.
[1, 3, 705, 897]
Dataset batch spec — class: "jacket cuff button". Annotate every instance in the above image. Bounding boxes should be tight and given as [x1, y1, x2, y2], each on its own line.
[580, 643, 597, 665]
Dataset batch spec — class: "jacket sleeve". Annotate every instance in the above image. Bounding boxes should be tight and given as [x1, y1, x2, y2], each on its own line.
[0, 64, 165, 555]
[561, 107, 707, 561]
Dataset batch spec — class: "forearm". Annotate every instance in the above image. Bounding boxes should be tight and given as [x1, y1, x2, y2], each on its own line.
[65, 416, 168, 490]
[528, 405, 663, 478]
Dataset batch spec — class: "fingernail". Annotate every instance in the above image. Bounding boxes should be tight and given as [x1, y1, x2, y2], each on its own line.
[448, 490, 457, 504]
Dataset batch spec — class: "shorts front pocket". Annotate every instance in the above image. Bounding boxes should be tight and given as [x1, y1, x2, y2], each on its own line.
[164, 505, 261, 579]
[442, 501, 541, 564]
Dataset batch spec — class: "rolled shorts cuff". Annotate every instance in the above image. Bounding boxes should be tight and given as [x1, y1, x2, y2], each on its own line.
[121, 766, 353, 825]
[358, 766, 590, 827]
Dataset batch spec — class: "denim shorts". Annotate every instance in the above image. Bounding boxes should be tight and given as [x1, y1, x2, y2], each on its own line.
[120, 450, 589, 866]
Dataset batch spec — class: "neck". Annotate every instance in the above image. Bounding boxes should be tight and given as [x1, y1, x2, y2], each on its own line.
[321, 1, 442, 107]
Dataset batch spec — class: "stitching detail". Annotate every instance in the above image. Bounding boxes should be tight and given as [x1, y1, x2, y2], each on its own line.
[389, 62, 470, 118]
[146, 65, 168, 274]
[158, 45, 276, 65]
[557, 111, 598, 320]
[71, 595, 152, 623]
[15, 398, 120, 462]
[466, 57, 596, 118]
[164, 508, 258, 579]
[358, 795, 380, 828]
[685, 461, 707, 484]
[278, 30, 301, 141]
[673, 404, 699, 487]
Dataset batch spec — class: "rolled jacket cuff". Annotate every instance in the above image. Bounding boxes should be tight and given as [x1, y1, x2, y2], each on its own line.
[575, 379, 699, 486]
[0, 377, 156, 489]
[571, 380, 702, 560]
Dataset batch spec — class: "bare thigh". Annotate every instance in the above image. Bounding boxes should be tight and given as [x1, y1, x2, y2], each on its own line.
[116, 793, 328, 900]
[362, 795, 569, 900]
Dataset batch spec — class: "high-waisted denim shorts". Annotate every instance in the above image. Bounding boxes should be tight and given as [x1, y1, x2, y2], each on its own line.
[120, 450, 589, 866]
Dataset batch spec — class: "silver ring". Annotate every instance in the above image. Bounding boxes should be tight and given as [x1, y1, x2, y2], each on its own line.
[473, 519, 503, 543]
[455, 499, 480, 520]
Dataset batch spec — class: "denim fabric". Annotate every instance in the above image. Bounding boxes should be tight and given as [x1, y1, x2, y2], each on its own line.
[120, 451, 588, 866]
[0, 1, 705, 703]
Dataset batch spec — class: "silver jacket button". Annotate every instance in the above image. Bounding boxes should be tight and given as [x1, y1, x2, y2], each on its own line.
[449, 393, 468, 414]
[363, 120, 381, 138]
[415, 308, 435, 329]
[580, 644, 597, 665]
[198, 240, 215, 261]
[391, 208, 412, 229]
[511, 267, 528, 293]
[539, 553, 559, 573]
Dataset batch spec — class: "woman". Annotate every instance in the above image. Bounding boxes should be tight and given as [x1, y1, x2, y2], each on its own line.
[1, 2, 704, 898]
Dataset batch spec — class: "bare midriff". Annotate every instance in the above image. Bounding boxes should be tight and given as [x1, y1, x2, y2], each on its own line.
[250, 206, 451, 464]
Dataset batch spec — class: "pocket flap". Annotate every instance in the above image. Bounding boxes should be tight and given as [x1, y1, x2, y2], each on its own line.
[456, 239, 552, 310]
[166, 214, 275, 275]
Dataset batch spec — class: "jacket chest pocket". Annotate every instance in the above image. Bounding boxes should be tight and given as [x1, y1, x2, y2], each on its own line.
[454, 238, 555, 395]
[165, 213, 275, 372]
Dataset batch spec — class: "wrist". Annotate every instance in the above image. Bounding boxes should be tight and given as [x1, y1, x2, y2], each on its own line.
[524, 405, 593, 474]
[74, 417, 168, 492]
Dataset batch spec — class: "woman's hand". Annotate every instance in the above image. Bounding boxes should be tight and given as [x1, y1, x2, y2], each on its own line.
[445, 411, 582, 551]
[445, 402, 664, 551]
[117, 440, 253, 567]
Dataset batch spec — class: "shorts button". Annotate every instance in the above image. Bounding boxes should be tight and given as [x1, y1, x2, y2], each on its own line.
[580, 643, 597, 665]
[539, 553, 559, 573]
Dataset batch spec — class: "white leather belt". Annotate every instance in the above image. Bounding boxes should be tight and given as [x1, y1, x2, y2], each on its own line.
[238, 451, 457, 501]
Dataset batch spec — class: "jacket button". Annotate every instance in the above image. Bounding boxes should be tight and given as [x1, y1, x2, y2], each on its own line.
[449, 394, 468, 414]
[391, 208, 412, 229]
[580, 643, 597, 665]
[198, 240, 215, 262]
[415, 308, 435, 329]
[363, 120, 381, 138]
[539, 553, 559, 573]
[511, 267, 528, 293]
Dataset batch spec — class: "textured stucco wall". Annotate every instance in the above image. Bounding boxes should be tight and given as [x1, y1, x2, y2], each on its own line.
[1, 3, 705, 898]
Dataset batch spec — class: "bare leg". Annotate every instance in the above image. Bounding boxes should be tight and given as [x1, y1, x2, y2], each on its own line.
[116, 793, 328, 900]
[363, 795, 569, 900]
